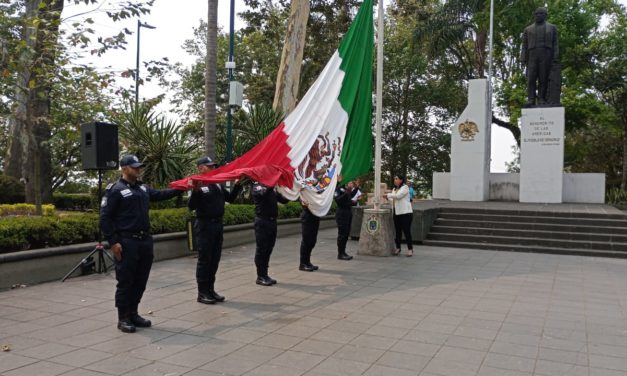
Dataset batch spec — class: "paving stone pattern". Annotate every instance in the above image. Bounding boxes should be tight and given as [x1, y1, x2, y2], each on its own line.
[2, 228, 627, 375]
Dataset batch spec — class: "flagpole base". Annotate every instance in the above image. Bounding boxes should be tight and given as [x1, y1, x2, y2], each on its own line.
[357, 208, 395, 257]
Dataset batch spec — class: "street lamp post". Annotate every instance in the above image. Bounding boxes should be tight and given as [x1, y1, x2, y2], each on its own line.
[225, 0, 235, 163]
[135, 20, 156, 107]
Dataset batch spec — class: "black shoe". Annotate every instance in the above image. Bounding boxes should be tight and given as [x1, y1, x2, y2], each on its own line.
[256, 276, 274, 286]
[266, 276, 277, 285]
[130, 313, 152, 328]
[208, 290, 225, 302]
[299, 264, 315, 272]
[117, 319, 136, 333]
[338, 253, 353, 261]
[197, 293, 217, 304]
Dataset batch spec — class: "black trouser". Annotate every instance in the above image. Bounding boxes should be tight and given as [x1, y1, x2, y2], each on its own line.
[194, 218, 223, 294]
[336, 207, 352, 255]
[300, 210, 320, 265]
[393, 213, 413, 250]
[115, 236, 153, 318]
[254, 217, 277, 277]
[527, 47, 552, 104]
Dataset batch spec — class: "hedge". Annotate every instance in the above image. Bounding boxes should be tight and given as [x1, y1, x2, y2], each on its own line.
[0, 202, 306, 254]
[0, 204, 55, 217]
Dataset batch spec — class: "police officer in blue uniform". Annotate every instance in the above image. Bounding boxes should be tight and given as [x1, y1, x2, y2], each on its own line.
[252, 182, 290, 286]
[188, 157, 242, 304]
[299, 203, 321, 271]
[100, 155, 182, 333]
[334, 180, 354, 261]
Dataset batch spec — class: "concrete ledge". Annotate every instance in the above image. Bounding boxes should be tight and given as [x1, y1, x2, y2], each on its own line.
[0, 217, 334, 291]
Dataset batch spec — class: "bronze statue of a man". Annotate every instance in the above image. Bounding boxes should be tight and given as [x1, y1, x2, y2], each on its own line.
[521, 7, 559, 107]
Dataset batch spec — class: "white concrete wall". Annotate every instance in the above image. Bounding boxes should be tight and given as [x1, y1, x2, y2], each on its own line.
[450, 79, 490, 201]
[432, 172, 450, 199]
[432, 172, 605, 204]
[563, 173, 605, 204]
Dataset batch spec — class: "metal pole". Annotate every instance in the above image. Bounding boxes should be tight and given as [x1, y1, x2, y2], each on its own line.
[226, 0, 235, 163]
[135, 20, 140, 107]
[374, 0, 384, 210]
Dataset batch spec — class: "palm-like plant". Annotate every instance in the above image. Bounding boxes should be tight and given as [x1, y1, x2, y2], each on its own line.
[232, 104, 284, 156]
[117, 104, 197, 188]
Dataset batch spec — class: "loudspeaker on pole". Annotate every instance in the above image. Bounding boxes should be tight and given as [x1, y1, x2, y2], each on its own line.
[80, 122, 119, 170]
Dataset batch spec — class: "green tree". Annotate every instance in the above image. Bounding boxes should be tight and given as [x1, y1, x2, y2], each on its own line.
[115, 103, 197, 188]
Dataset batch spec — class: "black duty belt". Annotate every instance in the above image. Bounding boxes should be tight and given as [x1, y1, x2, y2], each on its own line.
[256, 216, 276, 221]
[119, 231, 151, 240]
[196, 216, 223, 223]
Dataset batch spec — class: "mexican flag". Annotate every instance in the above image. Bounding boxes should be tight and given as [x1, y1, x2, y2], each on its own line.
[170, 0, 373, 216]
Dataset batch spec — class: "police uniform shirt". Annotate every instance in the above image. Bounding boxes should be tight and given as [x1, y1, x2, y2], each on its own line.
[252, 183, 290, 219]
[100, 178, 180, 246]
[188, 183, 242, 219]
[334, 185, 353, 209]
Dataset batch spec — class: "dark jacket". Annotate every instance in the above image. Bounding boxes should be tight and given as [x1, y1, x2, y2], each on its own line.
[188, 183, 242, 219]
[100, 178, 180, 245]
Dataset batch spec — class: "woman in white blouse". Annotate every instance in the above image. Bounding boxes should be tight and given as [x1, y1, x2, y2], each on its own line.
[386, 175, 414, 256]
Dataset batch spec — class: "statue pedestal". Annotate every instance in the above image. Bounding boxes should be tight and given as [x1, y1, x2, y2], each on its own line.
[358, 208, 395, 257]
[520, 107, 565, 203]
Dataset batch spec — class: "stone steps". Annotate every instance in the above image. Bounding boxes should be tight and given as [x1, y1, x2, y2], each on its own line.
[423, 207, 627, 258]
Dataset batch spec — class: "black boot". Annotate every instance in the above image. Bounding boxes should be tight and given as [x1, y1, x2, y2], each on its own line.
[197, 292, 217, 304]
[256, 276, 274, 286]
[117, 309, 136, 333]
[299, 263, 315, 272]
[130, 312, 152, 328]
[208, 287, 225, 302]
[338, 252, 353, 260]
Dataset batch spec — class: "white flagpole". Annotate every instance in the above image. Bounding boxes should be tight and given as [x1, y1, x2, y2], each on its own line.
[487, 0, 494, 126]
[374, 0, 383, 210]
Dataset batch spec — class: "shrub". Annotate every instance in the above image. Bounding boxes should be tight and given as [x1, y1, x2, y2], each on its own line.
[52, 194, 93, 211]
[0, 204, 55, 216]
[0, 175, 25, 204]
[0, 203, 308, 253]
[607, 188, 627, 205]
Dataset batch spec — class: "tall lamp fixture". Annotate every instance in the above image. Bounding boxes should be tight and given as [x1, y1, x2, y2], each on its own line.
[135, 20, 156, 107]
[225, 0, 235, 163]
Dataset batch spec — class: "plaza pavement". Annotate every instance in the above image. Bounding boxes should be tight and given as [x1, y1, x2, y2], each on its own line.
[2, 228, 627, 376]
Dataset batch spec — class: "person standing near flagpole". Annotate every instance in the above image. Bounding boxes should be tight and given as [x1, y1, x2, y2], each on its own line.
[299, 201, 321, 271]
[386, 175, 413, 257]
[188, 157, 242, 305]
[334, 179, 355, 260]
[252, 182, 291, 286]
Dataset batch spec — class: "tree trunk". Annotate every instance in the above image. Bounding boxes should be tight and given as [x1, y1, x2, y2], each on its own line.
[204, 0, 218, 159]
[5, 0, 61, 206]
[623, 121, 627, 190]
[273, 0, 309, 114]
[474, 29, 487, 78]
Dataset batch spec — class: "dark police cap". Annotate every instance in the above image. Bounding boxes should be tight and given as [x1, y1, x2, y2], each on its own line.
[196, 156, 216, 166]
[119, 154, 145, 168]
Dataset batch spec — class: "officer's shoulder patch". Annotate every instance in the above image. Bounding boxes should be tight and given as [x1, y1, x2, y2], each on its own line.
[253, 184, 266, 193]
[140, 185, 147, 192]
[105, 183, 114, 190]
[201, 186, 210, 193]
[101, 196, 107, 207]
[120, 189, 133, 197]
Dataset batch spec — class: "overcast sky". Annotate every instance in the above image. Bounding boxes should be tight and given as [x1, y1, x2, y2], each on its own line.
[65, 0, 626, 173]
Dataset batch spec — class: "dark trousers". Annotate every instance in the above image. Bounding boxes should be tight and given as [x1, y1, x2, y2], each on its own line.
[254, 217, 277, 277]
[393, 213, 413, 250]
[115, 237, 153, 317]
[336, 207, 352, 254]
[194, 218, 223, 293]
[527, 47, 552, 104]
[300, 210, 320, 265]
